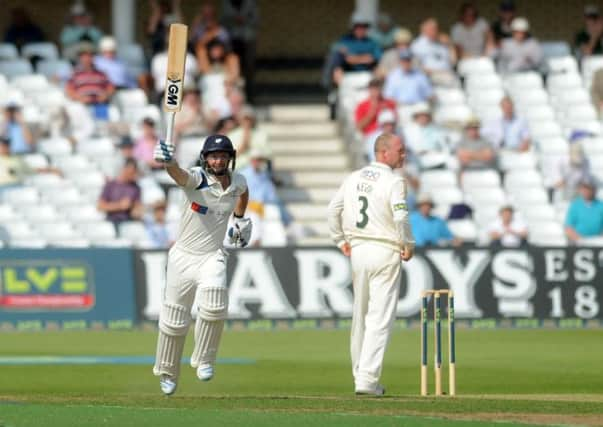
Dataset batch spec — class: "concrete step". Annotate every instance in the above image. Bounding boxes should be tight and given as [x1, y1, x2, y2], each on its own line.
[278, 187, 337, 203]
[295, 235, 334, 246]
[275, 171, 347, 188]
[269, 104, 330, 122]
[263, 122, 338, 139]
[271, 138, 344, 155]
[287, 203, 328, 221]
[274, 155, 348, 171]
[298, 220, 331, 236]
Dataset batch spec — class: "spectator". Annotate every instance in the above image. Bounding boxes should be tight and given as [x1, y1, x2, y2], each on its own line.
[364, 109, 398, 161]
[0, 102, 34, 154]
[376, 27, 413, 78]
[196, 37, 241, 85]
[574, 5, 603, 58]
[488, 205, 527, 247]
[213, 116, 238, 134]
[490, 0, 516, 46]
[97, 158, 143, 225]
[383, 49, 433, 107]
[190, 3, 230, 47]
[410, 193, 460, 247]
[591, 68, 603, 117]
[403, 103, 450, 170]
[410, 18, 456, 85]
[456, 117, 496, 172]
[369, 13, 400, 50]
[150, 35, 198, 104]
[0, 137, 61, 190]
[497, 17, 543, 74]
[66, 43, 115, 121]
[144, 201, 174, 248]
[94, 36, 136, 89]
[205, 83, 245, 127]
[118, 135, 135, 160]
[228, 105, 270, 171]
[552, 141, 593, 201]
[354, 78, 397, 137]
[174, 87, 208, 139]
[331, 12, 381, 86]
[147, 0, 182, 56]
[60, 4, 103, 60]
[565, 179, 603, 243]
[3, 7, 45, 50]
[133, 118, 163, 170]
[222, 0, 259, 101]
[481, 96, 531, 152]
[451, 2, 491, 58]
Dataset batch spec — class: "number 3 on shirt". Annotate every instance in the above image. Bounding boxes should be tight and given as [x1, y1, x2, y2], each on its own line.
[356, 195, 369, 228]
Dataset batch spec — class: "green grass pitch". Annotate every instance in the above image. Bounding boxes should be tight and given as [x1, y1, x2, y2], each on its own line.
[1, 328, 603, 426]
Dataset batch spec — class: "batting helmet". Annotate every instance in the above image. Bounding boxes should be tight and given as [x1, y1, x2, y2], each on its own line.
[200, 134, 236, 174]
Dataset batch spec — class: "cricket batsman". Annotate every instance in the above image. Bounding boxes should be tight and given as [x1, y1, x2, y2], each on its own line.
[327, 133, 414, 396]
[151, 134, 251, 396]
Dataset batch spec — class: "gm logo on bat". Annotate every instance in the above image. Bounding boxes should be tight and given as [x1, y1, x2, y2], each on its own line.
[165, 76, 182, 108]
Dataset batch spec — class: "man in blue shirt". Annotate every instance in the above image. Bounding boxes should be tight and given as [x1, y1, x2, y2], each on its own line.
[1, 103, 34, 154]
[383, 49, 433, 105]
[565, 179, 603, 243]
[410, 193, 459, 247]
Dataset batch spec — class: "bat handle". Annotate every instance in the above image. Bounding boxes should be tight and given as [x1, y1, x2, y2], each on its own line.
[165, 111, 176, 145]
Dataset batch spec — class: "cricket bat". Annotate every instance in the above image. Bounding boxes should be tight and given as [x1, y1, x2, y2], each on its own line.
[163, 23, 188, 145]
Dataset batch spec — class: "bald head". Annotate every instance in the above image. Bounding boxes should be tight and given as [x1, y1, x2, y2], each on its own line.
[374, 133, 405, 169]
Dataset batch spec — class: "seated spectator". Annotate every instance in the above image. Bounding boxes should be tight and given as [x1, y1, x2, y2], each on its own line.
[383, 49, 433, 107]
[369, 13, 400, 50]
[4, 7, 45, 50]
[365, 109, 398, 161]
[174, 87, 208, 139]
[133, 117, 163, 170]
[97, 158, 143, 225]
[196, 37, 240, 84]
[376, 27, 413, 78]
[228, 105, 270, 171]
[565, 178, 603, 243]
[403, 103, 450, 170]
[66, 43, 115, 121]
[190, 3, 230, 49]
[144, 201, 174, 248]
[146, 0, 182, 56]
[456, 117, 496, 172]
[410, 193, 460, 247]
[60, 4, 103, 61]
[213, 116, 238, 134]
[590, 68, 603, 118]
[206, 84, 245, 129]
[0, 102, 34, 154]
[488, 205, 527, 247]
[481, 96, 531, 152]
[574, 5, 603, 58]
[354, 78, 396, 137]
[94, 36, 136, 89]
[410, 18, 457, 85]
[451, 2, 491, 58]
[552, 141, 593, 201]
[497, 17, 543, 74]
[490, 0, 516, 47]
[151, 35, 198, 104]
[0, 137, 61, 191]
[332, 12, 381, 86]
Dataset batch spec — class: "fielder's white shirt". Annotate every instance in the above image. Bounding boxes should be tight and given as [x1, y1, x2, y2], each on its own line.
[174, 166, 247, 254]
[327, 162, 415, 251]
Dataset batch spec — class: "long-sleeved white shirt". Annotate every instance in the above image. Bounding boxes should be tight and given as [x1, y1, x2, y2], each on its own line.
[327, 162, 415, 251]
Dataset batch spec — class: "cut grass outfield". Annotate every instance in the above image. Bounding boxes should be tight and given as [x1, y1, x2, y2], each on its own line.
[1, 329, 603, 426]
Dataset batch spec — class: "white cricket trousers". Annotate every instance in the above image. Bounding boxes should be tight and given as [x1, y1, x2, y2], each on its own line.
[350, 242, 401, 390]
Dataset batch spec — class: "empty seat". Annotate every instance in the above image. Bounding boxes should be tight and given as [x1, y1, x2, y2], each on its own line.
[513, 89, 549, 106]
[433, 104, 473, 125]
[339, 71, 372, 93]
[38, 137, 72, 156]
[524, 105, 556, 122]
[0, 60, 34, 78]
[50, 238, 91, 248]
[42, 187, 83, 206]
[520, 203, 556, 222]
[547, 73, 583, 92]
[504, 169, 544, 191]
[3, 187, 39, 204]
[431, 186, 464, 206]
[0, 205, 18, 222]
[36, 59, 73, 80]
[457, 57, 495, 76]
[79, 221, 117, 241]
[580, 137, 603, 155]
[466, 187, 507, 207]
[64, 205, 105, 223]
[118, 221, 152, 246]
[447, 219, 478, 241]
[530, 121, 563, 140]
[37, 222, 81, 241]
[21, 42, 59, 60]
[537, 137, 569, 155]
[22, 204, 64, 223]
[547, 56, 578, 74]
[468, 88, 505, 108]
[117, 43, 146, 67]
[24, 173, 69, 189]
[461, 169, 501, 190]
[420, 170, 458, 191]
[0, 43, 19, 59]
[9, 238, 48, 248]
[505, 72, 543, 91]
[499, 151, 538, 170]
[465, 73, 503, 91]
[12, 74, 49, 92]
[53, 154, 95, 172]
[434, 87, 465, 105]
[512, 187, 549, 205]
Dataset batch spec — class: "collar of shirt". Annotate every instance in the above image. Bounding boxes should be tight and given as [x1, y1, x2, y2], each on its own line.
[370, 161, 393, 171]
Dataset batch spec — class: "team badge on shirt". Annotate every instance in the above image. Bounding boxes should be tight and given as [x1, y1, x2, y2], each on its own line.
[191, 202, 208, 214]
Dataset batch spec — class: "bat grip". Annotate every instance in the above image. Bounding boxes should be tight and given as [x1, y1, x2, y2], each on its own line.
[165, 111, 176, 145]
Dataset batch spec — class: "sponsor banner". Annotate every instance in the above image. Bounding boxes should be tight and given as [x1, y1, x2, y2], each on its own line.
[137, 246, 603, 326]
[0, 249, 136, 331]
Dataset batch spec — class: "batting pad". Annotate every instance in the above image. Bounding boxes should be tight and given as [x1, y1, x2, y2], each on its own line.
[191, 287, 228, 367]
[153, 303, 190, 378]
[196, 287, 228, 321]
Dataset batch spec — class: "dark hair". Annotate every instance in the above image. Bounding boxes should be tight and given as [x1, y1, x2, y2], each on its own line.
[460, 2, 478, 18]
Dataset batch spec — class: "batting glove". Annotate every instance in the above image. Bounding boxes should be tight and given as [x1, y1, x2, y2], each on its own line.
[153, 139, 176, 165]
[228, 217, 253, 248]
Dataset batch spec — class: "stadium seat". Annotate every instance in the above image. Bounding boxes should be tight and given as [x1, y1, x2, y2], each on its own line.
[24, 173, 70, 190]
[12, 74, 49, 92]
[580, 137, 603, 155]
[419, 170, 457, 191]
[34, 88, 67, 108]
[466, 187, 507, 208]
[64, 205, 105, 223]
[117, 43, 146, 67]
[467, 88, 505, 109]
[261, 220, 288, 247]
[529, 121, 563, 140]
[79, 221, 117, 241]
[461, 169, 501, 190]
[37, 222, 82, 241]
[512, 187, 549, 206]
[546, 56, 578, 74]
[53, 154, 95, 172]
[38, 137, 73, 156]
[528, 221, 567, 246]
[42, 187, 83, 206]
[524, 105, 556, 122]
[540, 41, 571, 59]
[0, 59, 34, 78]
[447, 219, 478, 241]
[457, 57, 495, 76]
[520, 203, 556, 223]
[433, 104, 473, 125]
[0, 43, 19, 59]
[536, 137, 569, 155]
[551, 88, 590, 106]
[22, 204, 64, 224]
[10, 238, 48, 248]
[505, 72, 543, 92]
[512, 89, 549, 106]
[547, 73, 583, 92]
[465, 73, 503, 91]
[118, 221, 153, 247]
[50, 238, 91, 248]
[431, 186, 464, 206]
[434, 87, 465, 105]
[0, 205, 18, 222]
[581, 55, 603, 86]
[21, 42, 59, 60]
[3, 187, 39, 205]
[36, 58, 73, 80]
[92, 238, 133, 248]
[504, 170, 545, 192]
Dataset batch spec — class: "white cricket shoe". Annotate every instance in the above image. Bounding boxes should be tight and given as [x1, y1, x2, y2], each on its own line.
[355, 384, 385, 396]
[197, 364, 214, 381]
[159, 375, 177, 396]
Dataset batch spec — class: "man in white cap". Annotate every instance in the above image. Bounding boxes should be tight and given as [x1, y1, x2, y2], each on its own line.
[498, 17, 542, 73]
[94, 36, 136, 89]
[403, 102, 450, 170]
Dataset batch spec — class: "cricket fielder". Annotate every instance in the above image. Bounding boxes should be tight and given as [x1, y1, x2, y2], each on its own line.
[152, 134, 252, 395]
[327, 133, 414, 396]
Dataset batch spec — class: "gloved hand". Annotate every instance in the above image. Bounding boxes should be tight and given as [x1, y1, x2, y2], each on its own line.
[228, 217, 252, 248]
[153, 139, 176, 165]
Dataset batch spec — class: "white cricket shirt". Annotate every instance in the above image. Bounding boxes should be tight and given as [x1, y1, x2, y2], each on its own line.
[327, 162, 414, 251]
[174, 167, 247, 254]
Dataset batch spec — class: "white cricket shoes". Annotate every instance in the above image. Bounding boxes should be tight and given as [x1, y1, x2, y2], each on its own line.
[197, 364, 214, 381]
[355, 384, 385, 396]
[159, 375, 177, 396]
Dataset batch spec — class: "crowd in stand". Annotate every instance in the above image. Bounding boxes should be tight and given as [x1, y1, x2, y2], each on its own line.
[0, 0, 300, 249]
[328, 0, 603, 247]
